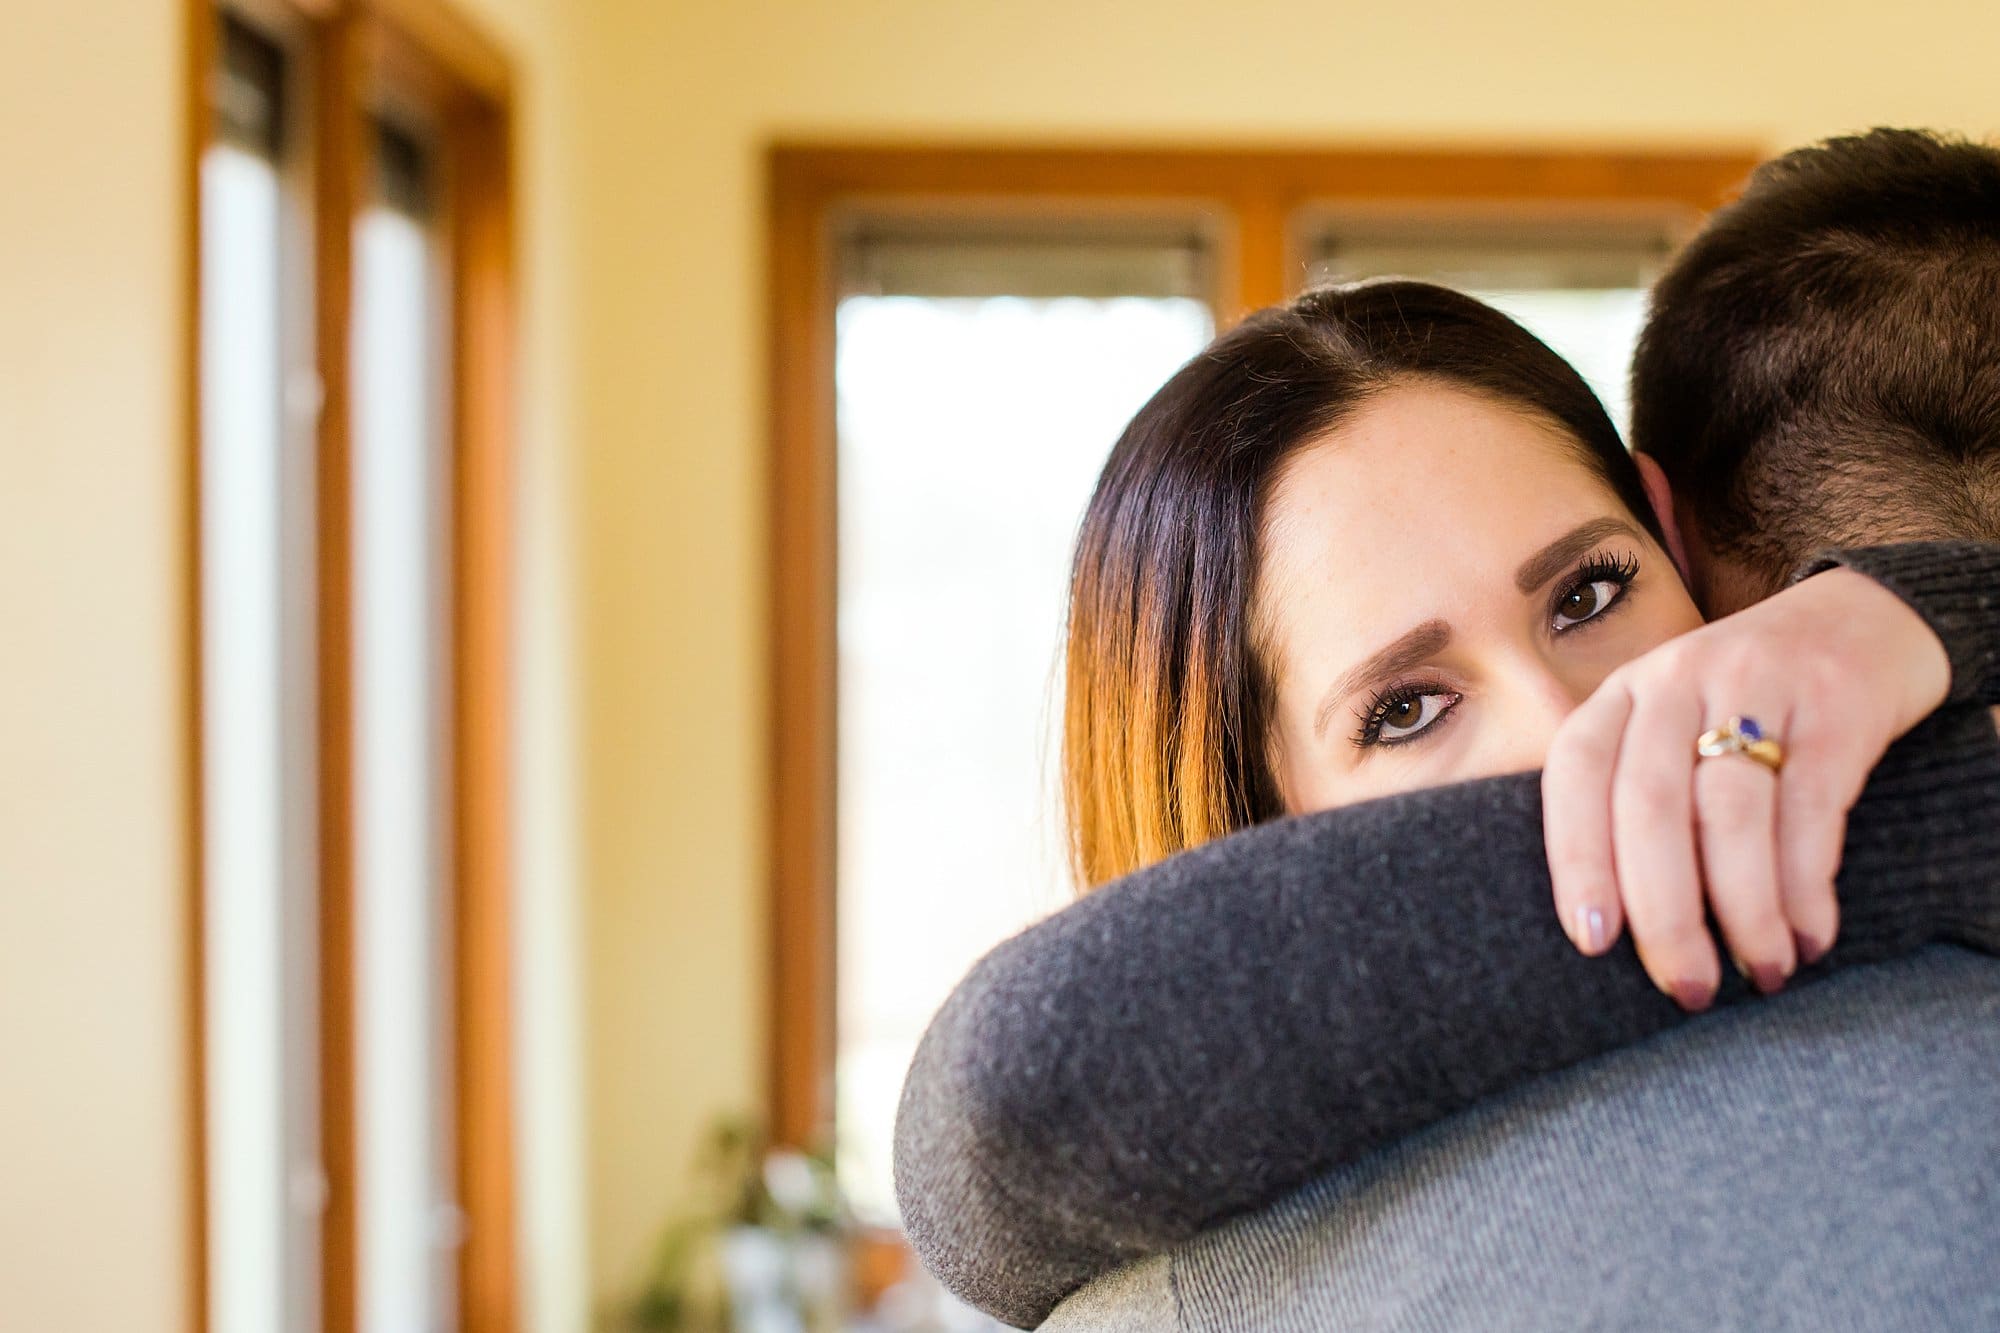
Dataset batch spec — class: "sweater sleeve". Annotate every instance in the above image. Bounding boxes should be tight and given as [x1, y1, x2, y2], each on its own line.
[893, 711, 2000, 1330]
[1799, 541, 2000, 706]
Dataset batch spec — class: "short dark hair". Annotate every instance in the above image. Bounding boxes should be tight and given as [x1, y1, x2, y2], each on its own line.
[1632, 128, 2000, 592]
[1062, 279, 1664, 887]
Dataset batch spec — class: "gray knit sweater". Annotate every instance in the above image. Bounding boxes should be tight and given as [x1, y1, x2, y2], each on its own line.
[891, 542, 2000, 1330]
[1038, 947, 2000, 1332]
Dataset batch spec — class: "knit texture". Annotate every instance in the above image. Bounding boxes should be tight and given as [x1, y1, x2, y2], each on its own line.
[894, 708, 2000, 1328]
[1803, 541, 2000, 706]
[1042, 948, 2000, 1333]
[893, 542, 2000, 1330]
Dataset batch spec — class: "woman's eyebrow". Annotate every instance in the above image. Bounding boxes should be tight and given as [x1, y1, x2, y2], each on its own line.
[1512, 517, 1639, 594]
[1313, 618, 1452, 740]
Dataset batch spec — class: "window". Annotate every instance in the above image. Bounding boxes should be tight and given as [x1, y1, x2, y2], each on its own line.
[200, 13, 323, 1333]
[767, 148, 1759, 1300]
[1302, 211, 1681, 431]
[352, 115, 459, 1332]
[190, 4, 515, 1330]
[831, 227, 1216, 1220]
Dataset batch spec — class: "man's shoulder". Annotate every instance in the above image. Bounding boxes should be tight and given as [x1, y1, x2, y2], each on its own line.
[1051, 948, 2000, 1333]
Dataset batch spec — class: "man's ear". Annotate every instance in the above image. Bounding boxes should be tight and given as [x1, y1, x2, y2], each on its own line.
[1633, 451, 1692, 581]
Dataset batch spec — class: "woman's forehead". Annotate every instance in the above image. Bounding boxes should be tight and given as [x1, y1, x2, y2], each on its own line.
[1256, 385, 1629, 659]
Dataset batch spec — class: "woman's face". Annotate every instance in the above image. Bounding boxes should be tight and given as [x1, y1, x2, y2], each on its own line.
[1255, 381, 1704, 814]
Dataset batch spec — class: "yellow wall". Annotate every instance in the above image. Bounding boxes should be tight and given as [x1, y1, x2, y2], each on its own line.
[567, 0, 2000, 1306]
[0, 2, 188, 1327]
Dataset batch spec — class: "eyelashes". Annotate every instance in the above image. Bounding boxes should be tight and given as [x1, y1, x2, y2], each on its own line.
[1569, 548, 1641, 589]
[1551, 549, 1641, 633]
[1352, 680, 1460, 749]
[1349, 547, 1644, 751]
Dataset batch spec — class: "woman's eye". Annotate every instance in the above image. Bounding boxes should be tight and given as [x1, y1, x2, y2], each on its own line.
[1553, 578, 1625, 631]
[1360, 689, 1460, 747]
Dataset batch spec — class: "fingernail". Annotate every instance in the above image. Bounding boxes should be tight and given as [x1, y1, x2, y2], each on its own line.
[1731, 953, 1749, 981]
[1671, 980, 1714, 1012]
[1573, 905, 1608, 954]
[1749, 963, 1788, 996]
[1795, 928, 1830, 966]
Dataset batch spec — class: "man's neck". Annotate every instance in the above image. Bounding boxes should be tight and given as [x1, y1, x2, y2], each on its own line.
[1685, 545, 1784, 619]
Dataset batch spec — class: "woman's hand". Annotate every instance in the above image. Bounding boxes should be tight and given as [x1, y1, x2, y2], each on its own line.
[1542, 568, 1952, 1010]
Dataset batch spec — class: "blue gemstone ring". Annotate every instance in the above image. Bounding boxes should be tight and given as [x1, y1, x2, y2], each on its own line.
[1696, 715, 1785, 773]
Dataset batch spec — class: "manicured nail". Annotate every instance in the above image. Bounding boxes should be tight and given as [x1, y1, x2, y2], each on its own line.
[1795, 928, 1830, 966]
[1671, 980, 1714, 1012]
[1749, 963, 1788, 996]
[1731, 953, 1790, 995]
[1573, 904, 1608, 954]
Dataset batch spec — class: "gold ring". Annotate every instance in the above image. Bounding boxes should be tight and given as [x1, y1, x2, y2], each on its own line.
[1697, 715, 1785, 773]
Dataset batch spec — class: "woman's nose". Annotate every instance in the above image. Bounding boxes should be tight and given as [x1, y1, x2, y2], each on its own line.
[1491, 668, 1595, 771]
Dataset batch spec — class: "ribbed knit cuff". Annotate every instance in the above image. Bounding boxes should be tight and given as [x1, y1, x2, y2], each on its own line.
[1798, 542, 2000, 707]
[1823, 703, 2000, 963]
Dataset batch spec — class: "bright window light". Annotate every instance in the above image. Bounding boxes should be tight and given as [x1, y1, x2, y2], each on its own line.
[201, 135, 291, 1333]
[833, 292, 1214, 1224]
[353, 167, 458, 1333]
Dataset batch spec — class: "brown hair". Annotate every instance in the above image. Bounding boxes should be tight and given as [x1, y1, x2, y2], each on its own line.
[1060, 280, 1662, 890]
[1632, 128, 2000, 600]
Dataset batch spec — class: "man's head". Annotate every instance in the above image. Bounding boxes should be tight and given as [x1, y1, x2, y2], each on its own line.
[1631, 128, 2000, 615]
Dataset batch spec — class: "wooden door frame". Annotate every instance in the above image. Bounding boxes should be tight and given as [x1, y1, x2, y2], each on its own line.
[184, 1, 517, 1328]
[764, 142, 1760, 1158]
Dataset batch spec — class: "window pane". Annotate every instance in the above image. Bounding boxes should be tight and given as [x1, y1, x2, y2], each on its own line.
[1471, 288, 1648, 435]
[834, 289, 1214, 1225]
[202, 132, 290, 1333]
[352, 123, 457, 1333]
[201, 16, 319, 1331]
[1307, 217, 1676, 434]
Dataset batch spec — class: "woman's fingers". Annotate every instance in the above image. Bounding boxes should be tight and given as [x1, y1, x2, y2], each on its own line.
[1771, 709, 1867, 966]
[1690, 723, 1794, 994]
[1544, 568, 1957, 1006]
[1544, 683, 1632, 957]
[1610, 684, 1719, 1009]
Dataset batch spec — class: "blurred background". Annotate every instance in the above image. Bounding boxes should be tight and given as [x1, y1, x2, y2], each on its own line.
[4, 1, 1998, 1330]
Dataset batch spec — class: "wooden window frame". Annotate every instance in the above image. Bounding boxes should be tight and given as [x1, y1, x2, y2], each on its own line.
[184, 1, 516, 1329]
[764, 143, 1761, 1210]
